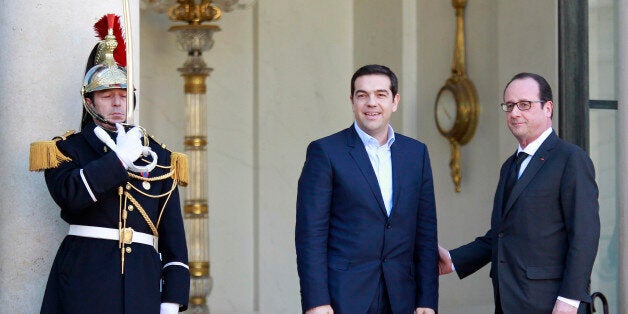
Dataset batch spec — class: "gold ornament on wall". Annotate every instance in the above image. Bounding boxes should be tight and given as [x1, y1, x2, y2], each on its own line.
[434, 0, 479, 193]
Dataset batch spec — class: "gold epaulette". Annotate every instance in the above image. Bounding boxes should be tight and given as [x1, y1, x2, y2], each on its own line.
[170, 152, 189, 187]
[29, 130, 75, 171]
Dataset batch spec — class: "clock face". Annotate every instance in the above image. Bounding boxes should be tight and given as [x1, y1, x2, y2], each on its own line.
[435, 88, 457, 134]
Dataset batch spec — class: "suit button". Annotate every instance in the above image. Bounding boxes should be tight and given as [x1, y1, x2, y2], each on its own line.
[498, 232, 504, 238]
[386, 223, 391, 229]
[383, 258, 388, 263]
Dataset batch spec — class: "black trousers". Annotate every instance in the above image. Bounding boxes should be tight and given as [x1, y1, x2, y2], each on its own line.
[494, 286, 589, 314]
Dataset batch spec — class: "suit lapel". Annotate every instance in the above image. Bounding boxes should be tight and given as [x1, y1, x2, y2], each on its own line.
[346, 127, 388, 217]
[496, 153, 516, 219]
[390, 139, 401, 213]
[502, 132, 558, 218]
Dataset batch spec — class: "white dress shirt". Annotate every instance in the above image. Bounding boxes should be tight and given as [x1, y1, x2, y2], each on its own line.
[515, 127, 553, 178]
[354, 122, 395, 216]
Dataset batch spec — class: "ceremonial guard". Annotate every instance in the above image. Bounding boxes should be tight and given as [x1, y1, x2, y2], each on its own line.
[30, 14, 190, 313]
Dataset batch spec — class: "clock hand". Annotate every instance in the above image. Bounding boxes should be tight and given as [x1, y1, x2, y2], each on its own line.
[443, 108, 452, 120]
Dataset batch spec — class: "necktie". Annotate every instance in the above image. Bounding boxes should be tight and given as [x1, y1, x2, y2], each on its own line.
[502, 152, 529, 211]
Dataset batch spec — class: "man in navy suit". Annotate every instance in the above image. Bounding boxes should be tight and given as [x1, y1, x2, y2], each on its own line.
[296, 64, 438, 314]
[438, 73, 600, 314]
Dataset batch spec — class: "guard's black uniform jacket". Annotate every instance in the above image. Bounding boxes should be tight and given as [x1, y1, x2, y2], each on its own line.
[41, 121, 190, 313]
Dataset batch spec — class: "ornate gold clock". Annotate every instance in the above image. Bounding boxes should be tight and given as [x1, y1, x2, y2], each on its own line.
[434, 0, 479, 192]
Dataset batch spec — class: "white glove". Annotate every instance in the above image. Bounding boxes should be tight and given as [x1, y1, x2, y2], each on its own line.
[114, 124, 145, 168]
[160, 302, 180, 314]
[94, 124, 158, 173]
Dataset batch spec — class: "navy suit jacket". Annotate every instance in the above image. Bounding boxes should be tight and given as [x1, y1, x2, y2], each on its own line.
[451, 131, 600, 313]
[296, 126, 438, 313]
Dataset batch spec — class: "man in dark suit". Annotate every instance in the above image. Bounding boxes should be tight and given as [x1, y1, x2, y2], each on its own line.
[296, 64, 438, 314]
[438, 72, 600, 314]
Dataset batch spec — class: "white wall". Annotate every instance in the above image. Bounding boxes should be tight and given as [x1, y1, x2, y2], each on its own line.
[496, 0, 559, 156]
[256, 1, 354, 312]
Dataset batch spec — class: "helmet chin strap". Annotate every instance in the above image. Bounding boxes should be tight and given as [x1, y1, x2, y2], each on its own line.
[83, 98, 149, 147]
[82, 97, 118, 129]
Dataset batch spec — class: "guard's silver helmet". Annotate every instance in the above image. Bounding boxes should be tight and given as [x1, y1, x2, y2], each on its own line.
[82, 64, 127, 94]
[81, 14, 129, 129]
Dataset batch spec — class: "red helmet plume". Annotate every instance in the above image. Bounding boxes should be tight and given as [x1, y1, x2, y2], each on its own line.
[93, 14, 126, 67]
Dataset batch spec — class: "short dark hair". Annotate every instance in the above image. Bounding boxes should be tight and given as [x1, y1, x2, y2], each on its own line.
[351, 64, 398, 97]
[504, 72, 553, 103]
[504, 72, 553, 117]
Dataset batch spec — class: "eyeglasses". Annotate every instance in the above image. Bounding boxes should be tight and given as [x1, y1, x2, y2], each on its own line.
[500, 100, 545, 112]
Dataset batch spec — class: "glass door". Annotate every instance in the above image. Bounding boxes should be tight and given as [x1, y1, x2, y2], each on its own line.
[588, 0, 618, 312]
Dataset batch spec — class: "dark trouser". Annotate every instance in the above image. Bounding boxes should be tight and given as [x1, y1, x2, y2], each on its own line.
[367, 276, 392, 314]
[494, 292, 503, 314]
[494, 282, 589, 314]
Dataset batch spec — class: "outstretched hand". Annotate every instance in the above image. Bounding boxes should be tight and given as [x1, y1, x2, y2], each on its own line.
[438, 245, 454, 275]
